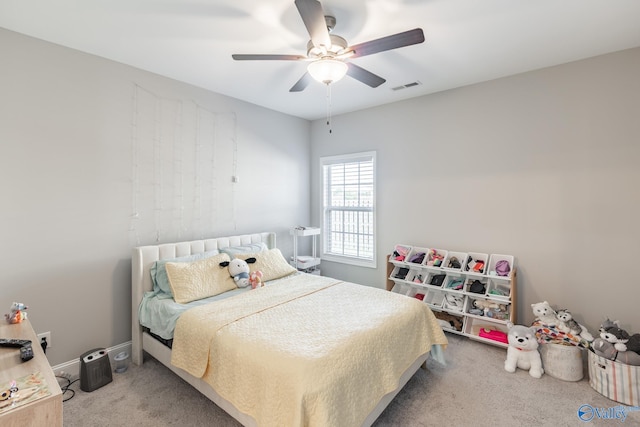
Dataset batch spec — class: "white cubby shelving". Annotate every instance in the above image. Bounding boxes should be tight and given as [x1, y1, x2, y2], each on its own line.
[387, 244, 517, 348]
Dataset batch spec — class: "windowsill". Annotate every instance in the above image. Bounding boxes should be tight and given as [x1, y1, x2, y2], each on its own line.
[321, 254, 377, 269]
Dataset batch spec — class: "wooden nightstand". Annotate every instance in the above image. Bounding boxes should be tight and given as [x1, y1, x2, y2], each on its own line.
[0, 319, 62, 426]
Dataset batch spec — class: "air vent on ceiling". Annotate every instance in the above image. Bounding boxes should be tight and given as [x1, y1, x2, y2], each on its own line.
[391, 81, 422, 91]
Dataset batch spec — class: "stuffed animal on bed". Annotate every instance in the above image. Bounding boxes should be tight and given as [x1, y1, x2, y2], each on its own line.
[5, 302, 28, 324]
[504, 322, 544, 378]
[249, 271, 264, 289]
[220, 258, 257, 288]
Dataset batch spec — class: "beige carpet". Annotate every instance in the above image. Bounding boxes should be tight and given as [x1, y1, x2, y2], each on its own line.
[62, 334, 639, 426]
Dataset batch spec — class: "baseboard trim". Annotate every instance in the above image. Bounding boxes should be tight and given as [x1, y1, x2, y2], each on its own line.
[52, 341, 132, 379]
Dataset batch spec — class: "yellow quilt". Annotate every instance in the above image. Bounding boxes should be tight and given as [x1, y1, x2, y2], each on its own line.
[172, 274, 447, 427]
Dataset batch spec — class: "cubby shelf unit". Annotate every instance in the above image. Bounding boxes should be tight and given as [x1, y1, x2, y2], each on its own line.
[386, 246, 517, 348]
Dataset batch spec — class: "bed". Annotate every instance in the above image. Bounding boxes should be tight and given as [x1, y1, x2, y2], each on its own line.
[131, 231, 447, 427]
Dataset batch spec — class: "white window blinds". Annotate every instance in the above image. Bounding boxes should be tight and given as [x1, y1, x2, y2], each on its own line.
[321, 152, 376, 267]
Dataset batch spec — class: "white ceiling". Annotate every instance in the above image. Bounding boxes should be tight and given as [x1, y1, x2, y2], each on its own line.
[2, 0, 640, 120]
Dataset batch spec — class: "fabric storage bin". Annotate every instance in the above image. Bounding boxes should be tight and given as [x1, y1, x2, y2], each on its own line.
[588, 350, 640, 406]
[539, 343, 584, 381]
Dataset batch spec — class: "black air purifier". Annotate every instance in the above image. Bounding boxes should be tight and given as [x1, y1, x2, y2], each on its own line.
[80, 348, 112, 392]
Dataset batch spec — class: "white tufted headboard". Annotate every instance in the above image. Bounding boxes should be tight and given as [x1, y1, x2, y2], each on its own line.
[131, 232, 276, 365]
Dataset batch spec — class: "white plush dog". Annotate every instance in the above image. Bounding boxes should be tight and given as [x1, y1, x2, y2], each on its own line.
[531, 301, 557, 326]
[504, 322, 544, 379]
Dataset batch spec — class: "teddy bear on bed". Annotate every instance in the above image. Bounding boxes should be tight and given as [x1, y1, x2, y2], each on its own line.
[220, 258, 257, 288]
[504, 322, 544, 378]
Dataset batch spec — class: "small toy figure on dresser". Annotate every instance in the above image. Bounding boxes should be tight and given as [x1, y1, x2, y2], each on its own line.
[5, 302, 28, 324]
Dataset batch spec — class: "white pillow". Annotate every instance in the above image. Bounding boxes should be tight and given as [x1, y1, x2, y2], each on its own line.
[165, 253, 236, 304]
[220, 242, 268, 258]
[237, 248, 297, 282]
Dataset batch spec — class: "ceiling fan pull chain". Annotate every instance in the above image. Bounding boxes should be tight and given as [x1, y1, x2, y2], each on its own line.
[326, 82, 333, 134]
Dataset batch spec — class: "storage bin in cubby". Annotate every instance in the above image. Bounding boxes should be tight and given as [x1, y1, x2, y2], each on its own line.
[464, 277, 488, 295]
[442, 251, 467, 271]
[405, 246, 430, 266]
[464, 317, 509, 347]
[486, 279, 511, 301]
[463, 252, 489, 275]
[389, 265, 411, 281]
[404, 286, 420, 299]
[442, 275, 465, 292]
[390, 244, 412, 263]
[425, 248, 448, 268]
[425, 271, 447, 288]
[424, 290, 445, 308]
[465, 296, 510, 320]
[405, 269, 427, 285]
[487, 254, 514, 279]
[433, 310, 465, 333]
[442, 293, 466, 312]
[390, 282, 409, 295]
[412, 290, 427, 302]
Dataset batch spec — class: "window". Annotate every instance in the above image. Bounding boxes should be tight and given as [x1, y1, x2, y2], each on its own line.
[320, 151, 376, 268]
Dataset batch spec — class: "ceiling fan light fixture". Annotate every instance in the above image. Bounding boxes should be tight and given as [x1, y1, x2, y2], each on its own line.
[307, 59, 348, 85]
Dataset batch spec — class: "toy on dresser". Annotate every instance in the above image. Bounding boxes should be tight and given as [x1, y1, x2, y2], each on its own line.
[5, 302, 28, 324]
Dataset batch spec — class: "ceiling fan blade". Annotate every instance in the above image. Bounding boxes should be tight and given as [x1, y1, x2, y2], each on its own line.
[348, 28, 425, 59]
[232, 54, 306, 61]
[289, 72, 313, 92]
[346, 63, 386, 88]
[295, 0, 331, 48]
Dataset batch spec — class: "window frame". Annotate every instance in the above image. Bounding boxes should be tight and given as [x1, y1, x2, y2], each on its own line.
[319, 151, 377, 268]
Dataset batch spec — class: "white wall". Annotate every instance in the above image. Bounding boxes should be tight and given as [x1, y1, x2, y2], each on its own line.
[310, 47, 640, 335]
[2, 25, 638, 365]
[0, 28, 311, 365]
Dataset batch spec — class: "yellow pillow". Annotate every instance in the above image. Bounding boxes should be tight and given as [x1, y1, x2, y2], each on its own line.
[237, 248, 297, 282]
[165, 252, 236, 304]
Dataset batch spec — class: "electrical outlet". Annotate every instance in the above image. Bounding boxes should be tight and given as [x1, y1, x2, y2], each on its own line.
[37, 331, 51, 349]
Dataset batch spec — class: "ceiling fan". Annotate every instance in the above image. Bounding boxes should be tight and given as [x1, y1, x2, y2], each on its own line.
[232, 0, 425, 92]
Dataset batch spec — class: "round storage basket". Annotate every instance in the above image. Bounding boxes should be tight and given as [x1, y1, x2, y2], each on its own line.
[539, 343, 584, 381]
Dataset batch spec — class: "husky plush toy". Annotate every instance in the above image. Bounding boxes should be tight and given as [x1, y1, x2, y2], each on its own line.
[556, 309, 594, 342]
[504, 322, 544, 378]
[600, 326, 640, 354]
